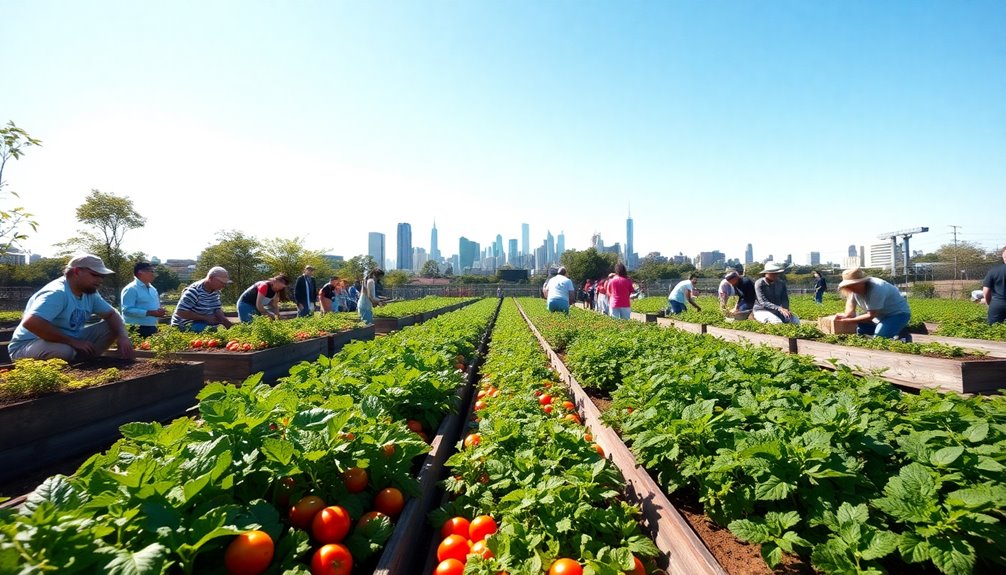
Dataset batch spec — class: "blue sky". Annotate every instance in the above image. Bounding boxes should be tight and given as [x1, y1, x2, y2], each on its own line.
[3, 0, 1004, 266]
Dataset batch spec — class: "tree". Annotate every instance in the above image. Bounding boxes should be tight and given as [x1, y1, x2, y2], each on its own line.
[151, 264, 181, 294]
[195, 230, 263, 304]
[0, 121, 41, 258]
[383, 270, 410, 287]
[2, 256, 63, 286]
[935, 241, 996, 267]
[336, 255, 378, 283]
[560, 248, 618, 285]
[260, 237, 331, 283]
[420, 260, 441, 278]
[62, 189, 146, 303]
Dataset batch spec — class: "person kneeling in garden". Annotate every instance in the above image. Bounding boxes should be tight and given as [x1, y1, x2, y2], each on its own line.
[8, 254, 135, 362]
[835, 267, 912, 340]
[543, 267, 576, 314]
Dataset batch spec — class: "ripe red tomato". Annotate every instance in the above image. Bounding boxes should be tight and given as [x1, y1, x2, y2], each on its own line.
[435, 558, 465, 575]
[539, 394, 553, 406]
[468, 515, 498, 542]
[565, 414, 581, 425]
[274, 476, 296, 507]
[139, 341, 151, 350]
[406, 419, 424, 432]
[381, 442, 396, 457]
[440, 516, 471, 539]
[549, 558, 583, 575]
[373, 487, 405, 517]
[474, 400, 487, 411]
[312, 505, 351, 544]
[543, 405, 553, 414]
[242, 343, 253, 351]
[289, 495, 326, 530]
[592, 443, 605, 457]
[224, 530, 274, 575]
[471, 539, 493, 559]
[463, 433, 480, 449]
[584, 432, 593, 442]
[310, 543, 352, 575]
[561, 400, 575, 410]
[207, 339, 219, 348]
[631, 555, 646, 575]
[341, 467, 368, 493]
[191, 339, 203, 349]
[437, 534, 471, 563]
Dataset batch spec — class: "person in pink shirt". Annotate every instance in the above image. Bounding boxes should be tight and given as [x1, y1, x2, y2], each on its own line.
[607, 263, 635, 319]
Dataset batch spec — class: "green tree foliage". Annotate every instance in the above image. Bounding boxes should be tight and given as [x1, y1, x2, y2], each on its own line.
[420, 260, 441, 278]
[259, 236, 331, 283]
[935, 241, 998, 266]
[0, 256, 64, 286]
[560, 248, 618, 285]
[336, 255, 378, 283]
[151, 264, 181, 294]
[194, 230, 262, 304]
[61, 189, 146, 303]
[0, 121, 41, 257]
[383, 269, 410, 287]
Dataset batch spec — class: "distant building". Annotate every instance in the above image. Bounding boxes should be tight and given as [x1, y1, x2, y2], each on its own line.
[368, 232, 385, 269]
[744, 244, 754, 265]
[508, 239, 518, 266]
[625, 212, 634, 268]
[459, 237, 479, 272]
[867, 242, 902, 271]
[521, 223, 530, 256]
[413, 247, 427, 273]
[848, 245, 858, 257]
[557, 231, 565, 261]
[430, 221, 440, 261]
[545, 231, 555, 265]
[396, 223, 413, 271]
[164, 259, 197, 282]
[695, 251, 726, 270]
[0, 252, 27, 265]
[807, 252, 821, 266]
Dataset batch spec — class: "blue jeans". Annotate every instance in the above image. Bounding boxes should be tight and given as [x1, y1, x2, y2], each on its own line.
[297, 304, 313, 318]
[857, 312, 911, 339]
[237, 300, 258, 323]
[815, 290, 824, 304]
[358, 303, 373, 324]
[547, 299, 570, 313]
[610, 307, 631, 319]
[667, 300, 686, 315]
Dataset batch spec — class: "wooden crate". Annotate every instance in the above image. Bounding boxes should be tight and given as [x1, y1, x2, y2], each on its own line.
[817, 314, 858, 335]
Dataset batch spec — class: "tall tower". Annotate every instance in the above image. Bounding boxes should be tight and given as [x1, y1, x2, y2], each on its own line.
[625, 209, 634, 268]
[521, 223, 530, 256]
[546, 230, 555, 265]
[396, 223, 413, 271]
[557, 231, 565, 260]
[430, 221, 440, 261]
[744, 243, 754, 265]
[368, 232, 385, 270]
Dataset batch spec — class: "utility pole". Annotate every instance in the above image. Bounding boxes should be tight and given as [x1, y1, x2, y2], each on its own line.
[950, 225, 961, 298]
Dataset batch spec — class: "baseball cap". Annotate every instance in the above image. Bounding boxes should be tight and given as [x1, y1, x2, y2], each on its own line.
[206, 266, 233, 283]
[67, 253, 115, 275]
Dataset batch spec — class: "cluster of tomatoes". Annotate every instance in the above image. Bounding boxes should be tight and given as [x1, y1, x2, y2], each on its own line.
[293, 330, 326, 341]
[223, 468, 407, 575]
[188, 338, 266, 352]
[531, 385, 604, 457]
[434, 515, 498, 575]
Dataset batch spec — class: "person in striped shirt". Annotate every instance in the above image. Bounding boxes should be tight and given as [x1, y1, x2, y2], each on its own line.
[170, 266, 235, 332]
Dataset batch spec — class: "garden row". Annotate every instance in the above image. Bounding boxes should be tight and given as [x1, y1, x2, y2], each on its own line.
[0, 298, 500, 574]
[520, 299, 1006, 575]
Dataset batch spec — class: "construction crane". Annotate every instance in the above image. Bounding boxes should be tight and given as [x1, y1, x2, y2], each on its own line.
[877, 227, 928, 276]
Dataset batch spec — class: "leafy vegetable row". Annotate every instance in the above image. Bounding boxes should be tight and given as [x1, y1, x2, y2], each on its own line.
[0, 299, 498, 574]
[521, 299, 1006, 575]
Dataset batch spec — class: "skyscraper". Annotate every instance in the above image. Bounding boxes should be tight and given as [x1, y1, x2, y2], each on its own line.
[430, 221, 440, 261]
[546, 230, 555, 265]
[368, 232, 385, 270]
[459, 237, 479, 272]
[557, 231, 565, 261]
[396, 223, 413, 271]
[494, 234, 504, 266]
[807, 252, 821, 266]
[521, 223, 529, 256]
[508, 239, 518, 265]
[744, 244, 754, 265]
[625, 211, 634, 267]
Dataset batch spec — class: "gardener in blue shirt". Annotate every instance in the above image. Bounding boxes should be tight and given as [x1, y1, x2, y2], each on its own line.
[120, 261, 166, 337]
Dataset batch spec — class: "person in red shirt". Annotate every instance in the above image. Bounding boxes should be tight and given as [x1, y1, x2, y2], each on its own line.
[607, 263, 635, 319]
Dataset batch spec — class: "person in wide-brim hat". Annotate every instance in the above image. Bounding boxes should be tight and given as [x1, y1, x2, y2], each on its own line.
[835, 267, 913, 339]
[752, 262, 799, 325]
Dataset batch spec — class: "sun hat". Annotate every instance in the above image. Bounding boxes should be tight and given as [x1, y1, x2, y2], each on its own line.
[67, 253, 115, 275]
[206, 266, 233, 284]
[837, 267, 871, 289]
[760, 262, 788, 274]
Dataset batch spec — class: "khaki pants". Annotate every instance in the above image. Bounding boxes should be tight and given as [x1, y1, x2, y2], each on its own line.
[10, 321, 115, 362]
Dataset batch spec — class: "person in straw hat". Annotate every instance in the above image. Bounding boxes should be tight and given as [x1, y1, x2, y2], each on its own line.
[835, 267, 912, 339]
[752, 262, 800, 324]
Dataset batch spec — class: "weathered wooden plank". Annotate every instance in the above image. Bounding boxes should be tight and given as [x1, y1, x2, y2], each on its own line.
[912, 334, 1006, 358]
[655, 317, 706, 334]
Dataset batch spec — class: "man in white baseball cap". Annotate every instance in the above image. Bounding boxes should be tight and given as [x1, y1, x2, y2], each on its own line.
[8, 253, 135, 361]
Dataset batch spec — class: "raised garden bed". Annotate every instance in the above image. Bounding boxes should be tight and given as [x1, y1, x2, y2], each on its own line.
[794, 338, 1006, 394]
[630, 311, 660, 323]
[373, 315, 420, 334]
[912, 333, 1006, 358]
[0, 358, 204, 484]
[133, 336, 327, 383]
[655, 316, 706, 334]
[326, 324, 375, 355]
[704, 325, 797, 353]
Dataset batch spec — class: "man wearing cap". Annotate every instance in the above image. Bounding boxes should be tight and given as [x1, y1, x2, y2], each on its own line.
[8, 253, 135, 362]
[752, 262, 800, 324]
[982, 247, 1006, 324]
[543, 266, 576, 314]
[835, 267, 911, 338]
[294, 265, 317, 318]
[120, 261, 167, 337]
[170, 266, 235, 332]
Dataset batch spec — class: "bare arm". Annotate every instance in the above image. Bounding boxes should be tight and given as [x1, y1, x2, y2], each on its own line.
[98, 309, 135, 359]
[985, 286, 992, 306]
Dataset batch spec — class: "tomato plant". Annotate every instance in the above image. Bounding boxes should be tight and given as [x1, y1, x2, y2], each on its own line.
[310, 543, 353, 575]
[373, 487, 405, 517]
[471, 539, 493, 559]
[469, 515, 497, 542]
[437, 534, 471, 563]
[357, 510, 389, 529]
[434, 558, 465, 575]
[441, 516, 470, 539]
[312, 505, 351, 544]
[341, 467, 368, 493]
[463, 433, 480, 449]
[549, 558, 583, 575]
[631, 555, 646, 575]
[289, 495, 326, 530]
[224, 530, 274, 575]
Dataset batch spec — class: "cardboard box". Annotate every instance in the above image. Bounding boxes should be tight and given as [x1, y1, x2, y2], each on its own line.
[818, 315, 858, 335]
